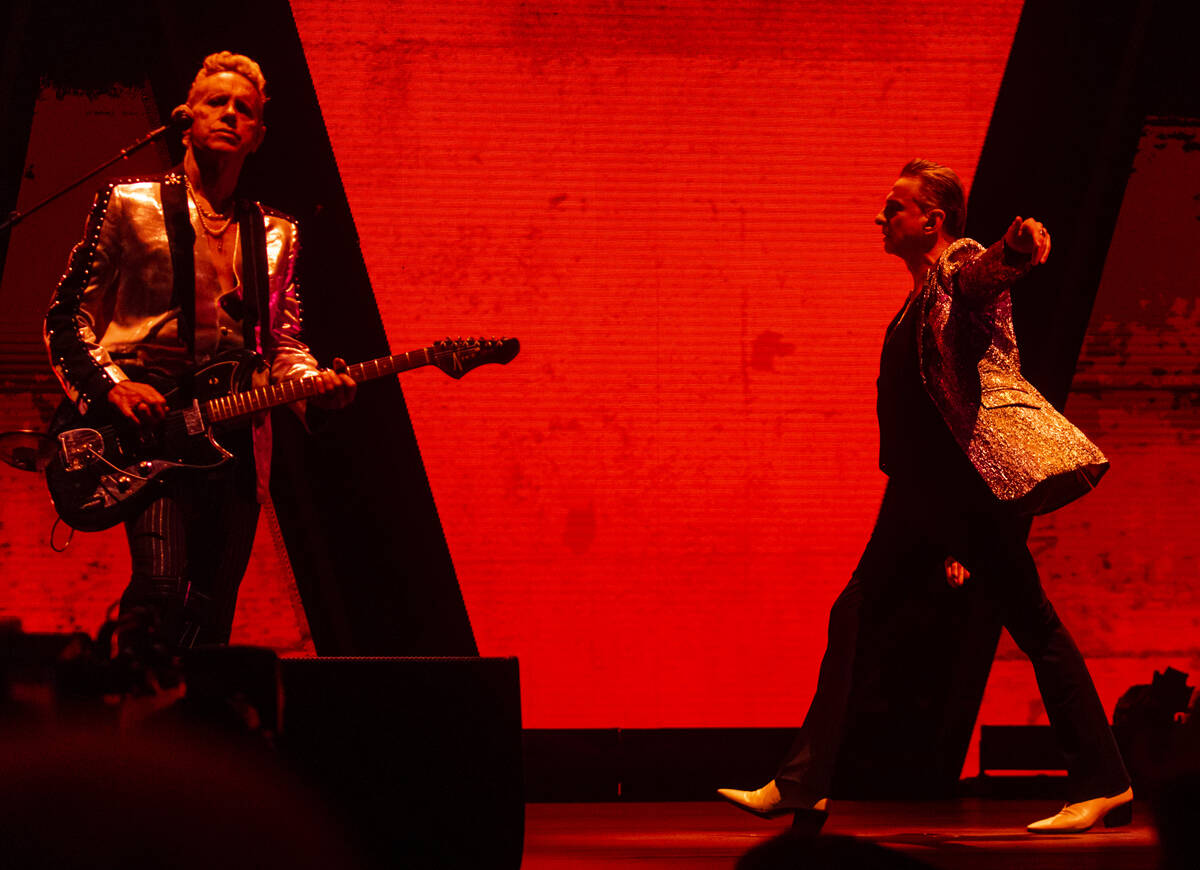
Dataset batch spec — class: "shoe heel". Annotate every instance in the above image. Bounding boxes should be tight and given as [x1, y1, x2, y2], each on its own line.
[791, 808, 829, 836]
[1102, 802, 1132, 828]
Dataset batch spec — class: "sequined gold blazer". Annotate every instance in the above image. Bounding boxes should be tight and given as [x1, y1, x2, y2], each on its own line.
[44, 171, 321, 500]
[916, 238, 1108, 514]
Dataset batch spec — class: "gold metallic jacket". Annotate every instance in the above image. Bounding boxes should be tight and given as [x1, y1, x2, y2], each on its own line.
[45, 171, 321, 500]
[916, 238, 1108, 515]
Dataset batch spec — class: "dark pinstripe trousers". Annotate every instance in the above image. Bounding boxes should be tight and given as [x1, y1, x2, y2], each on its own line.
[120, 454, 260, 648]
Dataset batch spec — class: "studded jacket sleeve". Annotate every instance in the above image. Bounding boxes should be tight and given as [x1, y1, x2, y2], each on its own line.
[257, 205, 321, 384]
[44, 182, 131, 414]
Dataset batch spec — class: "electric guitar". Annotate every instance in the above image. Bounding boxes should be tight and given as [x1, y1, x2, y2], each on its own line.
[45, 337, 519, 532]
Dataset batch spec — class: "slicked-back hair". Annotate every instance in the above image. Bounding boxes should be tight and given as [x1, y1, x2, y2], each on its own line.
[900, 159, 966, 239]
[186, 51, 268, 113]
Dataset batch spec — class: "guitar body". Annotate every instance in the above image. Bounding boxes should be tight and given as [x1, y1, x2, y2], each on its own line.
[45, 350, 267, 532]
[44, 336, 519, 532]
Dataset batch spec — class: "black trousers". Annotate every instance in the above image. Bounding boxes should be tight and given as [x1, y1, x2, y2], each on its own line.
[120, 453, 260, 648]
[775, 478, 1129, 805]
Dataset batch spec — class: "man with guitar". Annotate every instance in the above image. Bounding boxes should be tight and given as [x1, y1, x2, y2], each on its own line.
[44, 52, 355, 647]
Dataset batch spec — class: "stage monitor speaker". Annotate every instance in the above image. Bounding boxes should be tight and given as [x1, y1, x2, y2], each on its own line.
[279, 657, 522, 869]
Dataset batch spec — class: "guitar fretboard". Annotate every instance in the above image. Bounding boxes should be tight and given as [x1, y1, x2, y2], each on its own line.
[204, 347, 433, 423]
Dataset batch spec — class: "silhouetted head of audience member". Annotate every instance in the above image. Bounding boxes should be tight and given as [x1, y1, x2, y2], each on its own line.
[1152, 698, 1200, 870]
[0, 728, 364, 870]
[738, 832, 936, 870]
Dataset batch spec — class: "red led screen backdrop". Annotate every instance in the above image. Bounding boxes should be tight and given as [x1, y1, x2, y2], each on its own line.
[287, 0, 1027, 726]
[7, 2, 1193, 737]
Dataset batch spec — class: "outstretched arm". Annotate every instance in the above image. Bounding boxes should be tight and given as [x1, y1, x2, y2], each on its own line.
[953, 216, 1051, 305]
[1003, 216, 1052, 265]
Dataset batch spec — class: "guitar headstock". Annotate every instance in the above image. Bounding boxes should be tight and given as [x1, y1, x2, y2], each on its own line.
[431, 337, 520, 379]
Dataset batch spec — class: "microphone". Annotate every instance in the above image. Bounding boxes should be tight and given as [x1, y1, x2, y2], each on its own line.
[108, 106, 191, 160]
[170, 104, 194, 129]
[133, 106, 191, 147]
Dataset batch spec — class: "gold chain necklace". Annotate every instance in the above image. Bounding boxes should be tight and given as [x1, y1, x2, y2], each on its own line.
[184, 175, 235, 251]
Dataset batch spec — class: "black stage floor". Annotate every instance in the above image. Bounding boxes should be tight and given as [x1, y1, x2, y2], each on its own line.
[523, 800, 1158, 869]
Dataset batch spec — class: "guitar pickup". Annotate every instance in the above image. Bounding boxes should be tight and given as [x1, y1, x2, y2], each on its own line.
[182, 400, 205, 436]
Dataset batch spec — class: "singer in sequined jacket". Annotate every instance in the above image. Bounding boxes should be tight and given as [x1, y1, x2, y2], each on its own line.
[718, 160, 1130, 834]
[44, 170, 318, 501]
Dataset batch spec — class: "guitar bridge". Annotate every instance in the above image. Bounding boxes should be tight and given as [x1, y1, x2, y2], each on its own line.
[182, 400, 205, 436]
[58, 428, 105, 472]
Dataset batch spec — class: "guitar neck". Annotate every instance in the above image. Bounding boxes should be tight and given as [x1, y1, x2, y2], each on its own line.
[204, 348, 434, 423]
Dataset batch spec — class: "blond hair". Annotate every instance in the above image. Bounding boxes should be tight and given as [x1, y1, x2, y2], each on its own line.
[186, 51, 268, 110]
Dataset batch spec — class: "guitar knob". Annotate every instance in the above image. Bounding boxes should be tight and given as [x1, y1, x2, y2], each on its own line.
[116, 475, 132, 492]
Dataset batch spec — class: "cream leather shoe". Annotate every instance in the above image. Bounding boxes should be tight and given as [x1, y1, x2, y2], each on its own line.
[716, 780, 829, 821]
[1027, 787, 1133, 833]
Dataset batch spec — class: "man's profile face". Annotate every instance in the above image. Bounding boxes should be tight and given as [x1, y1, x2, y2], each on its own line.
[874, 176, 932, 259]
[185, 71, 266, 160]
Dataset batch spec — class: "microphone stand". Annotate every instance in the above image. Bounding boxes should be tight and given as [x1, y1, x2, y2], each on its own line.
[0, 120, 177, 236]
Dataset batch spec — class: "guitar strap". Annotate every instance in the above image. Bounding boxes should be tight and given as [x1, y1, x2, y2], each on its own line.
[161, 173, 197, 361]
[238, 201, 275, 355]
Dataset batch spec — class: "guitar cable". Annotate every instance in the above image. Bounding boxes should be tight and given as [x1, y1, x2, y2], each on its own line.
[86, 445, 155, 482]
[49, 516, 74, 552]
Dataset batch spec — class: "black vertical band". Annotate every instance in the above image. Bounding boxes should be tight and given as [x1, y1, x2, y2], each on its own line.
[238, 200, 274, 354]
[161, 172, 196, 361]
